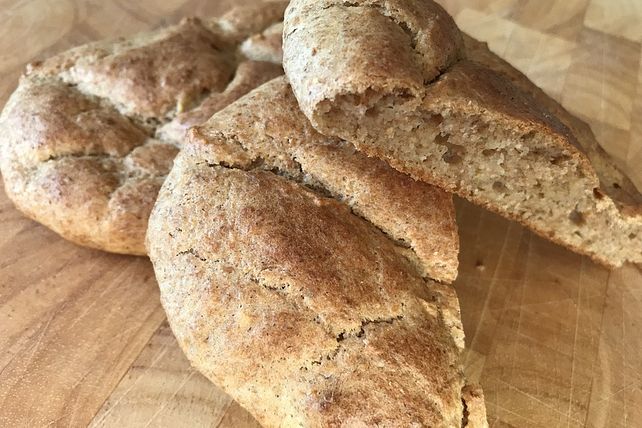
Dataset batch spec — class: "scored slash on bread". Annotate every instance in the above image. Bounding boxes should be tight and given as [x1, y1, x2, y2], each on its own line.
[186, 77, 460, 284]
[283, 0, 642, 268]
[147, 76, 486, 426]
[0, 2, 288, 255]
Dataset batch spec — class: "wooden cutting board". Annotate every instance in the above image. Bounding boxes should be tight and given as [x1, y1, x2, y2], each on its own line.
[0, 1, 640, 427]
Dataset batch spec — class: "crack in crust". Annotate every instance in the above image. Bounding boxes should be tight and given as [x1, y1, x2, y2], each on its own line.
[319, 0, 463, 80]
[0, 2, 288, 255]
[201, 154, 448, 283]
[250, 264, 409, 357]
[282, 0, 642, 267]
[187, 77, 460, 284]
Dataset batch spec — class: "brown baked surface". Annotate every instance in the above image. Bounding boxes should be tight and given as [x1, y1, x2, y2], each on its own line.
[188, 77, 460, 283]
[283, 0, 642, 267]
[147, 78, 486, 426]
[0, 1, 287, 255]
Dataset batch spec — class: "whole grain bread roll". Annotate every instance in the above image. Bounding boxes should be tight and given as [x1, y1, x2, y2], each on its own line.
[283, 0, 642, 268]
[147, 77, 487, 426]
[0, 2, 287, 255]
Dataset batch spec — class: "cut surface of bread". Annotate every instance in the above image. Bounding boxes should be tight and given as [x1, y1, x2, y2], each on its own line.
[283, 0, 642, 267]
[0, 2, 287, 255]
[147, 77, 486, 427]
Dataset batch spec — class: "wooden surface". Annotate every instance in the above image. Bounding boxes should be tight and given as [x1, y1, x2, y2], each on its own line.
[0, 1, 640, 427]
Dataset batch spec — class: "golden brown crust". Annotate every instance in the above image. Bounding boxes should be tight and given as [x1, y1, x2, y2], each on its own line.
[282, 0, 642, 267]
[284, 0, 463, 122]
[156, 61, 283, 143]
[187, 77, 460, 283]
[147, 154, 472, 426]
[0, 3, 286, 255]
[56, 18, 237, 119]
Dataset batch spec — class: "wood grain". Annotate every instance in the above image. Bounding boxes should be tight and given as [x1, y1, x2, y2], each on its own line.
[89, 323, 260, 428]
[0, 1, 640, 427]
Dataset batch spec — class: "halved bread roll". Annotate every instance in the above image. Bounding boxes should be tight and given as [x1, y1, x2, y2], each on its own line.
[283, 0, 642, 267]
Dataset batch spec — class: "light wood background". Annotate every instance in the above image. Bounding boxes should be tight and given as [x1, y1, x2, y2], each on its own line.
[0, 1, 640, 427]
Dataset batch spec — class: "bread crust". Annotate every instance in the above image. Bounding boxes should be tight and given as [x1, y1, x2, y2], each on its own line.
[0, 2, 287, 255]
[284, 0, 463, 120]
[283, 0, 642, 267]
[147, 77, 484, 425]
[187, 77, 460, 283]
